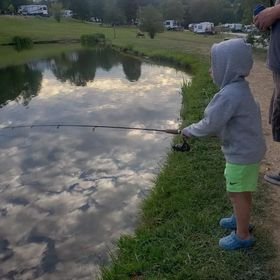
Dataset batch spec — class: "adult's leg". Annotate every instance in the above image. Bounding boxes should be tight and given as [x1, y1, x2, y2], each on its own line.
[265, 71, 280, 185]
[271, 72, 280, 142]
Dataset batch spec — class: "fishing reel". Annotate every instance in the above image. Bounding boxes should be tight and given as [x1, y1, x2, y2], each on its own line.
[172, 137, 190, 152]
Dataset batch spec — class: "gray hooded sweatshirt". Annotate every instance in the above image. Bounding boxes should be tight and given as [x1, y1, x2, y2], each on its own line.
[183, 39, 266, 164]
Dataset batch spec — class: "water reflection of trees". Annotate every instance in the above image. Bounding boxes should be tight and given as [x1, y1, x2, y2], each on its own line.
[0, 48, 143, 108]
[121, 56, 141, 82]
[51, 51, 98, 87]
[0, 65, 42, 107]
[51, 48, 142, 86]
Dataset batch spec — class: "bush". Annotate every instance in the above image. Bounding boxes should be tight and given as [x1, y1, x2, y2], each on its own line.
[122, 43, 134, 52]
[246, 31, 269, 48]
[81, 33, 106, 47]
[139, 5, 164, 39]
[246, 33, 255, 45]
[51, 2, 63, 23]
[12, 36, 33, 51]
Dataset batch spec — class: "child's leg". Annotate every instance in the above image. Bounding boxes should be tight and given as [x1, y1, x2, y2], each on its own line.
[219, 163, 259, 250]
[229, 192, 252, 240]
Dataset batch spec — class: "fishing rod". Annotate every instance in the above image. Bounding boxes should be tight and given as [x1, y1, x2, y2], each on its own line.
[2, 124, 181, 134]
[1, 123, 190, 152]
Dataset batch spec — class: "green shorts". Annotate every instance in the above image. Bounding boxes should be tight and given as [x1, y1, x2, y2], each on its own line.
[224, 163, 260, 192]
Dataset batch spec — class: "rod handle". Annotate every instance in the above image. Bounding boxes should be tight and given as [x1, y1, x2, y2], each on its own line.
[164, 129, 181, 135]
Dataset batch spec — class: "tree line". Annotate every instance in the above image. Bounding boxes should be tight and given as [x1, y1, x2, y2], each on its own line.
[0, 0, 275, 25]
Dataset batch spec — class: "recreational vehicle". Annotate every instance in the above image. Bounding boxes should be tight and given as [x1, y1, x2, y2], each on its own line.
[228, 23, 243, 32]
[18, 5, 48, 16]
[62, 10, 73, 18]
[188, 23, 194, 31]
[193, 22, 214, 34]
[164, 20, 181, 31]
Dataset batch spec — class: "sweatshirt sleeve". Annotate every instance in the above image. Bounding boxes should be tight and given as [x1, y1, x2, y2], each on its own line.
[182, 93, 237, 137]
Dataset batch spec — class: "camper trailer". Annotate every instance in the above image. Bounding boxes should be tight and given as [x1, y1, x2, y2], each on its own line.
[18, 5, 48, 16]
[193, 22, 215, 34]
[62, 10, 73, 18]
[228, 23, 243, 32]
[164, 20, 181, 31]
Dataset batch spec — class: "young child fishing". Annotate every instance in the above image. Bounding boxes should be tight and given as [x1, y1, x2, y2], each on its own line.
[182, 38, 266, 250]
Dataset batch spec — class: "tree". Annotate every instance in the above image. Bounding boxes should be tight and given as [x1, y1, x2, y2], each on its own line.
[117, 0, 138, 24]
[10, 0, 28, 11]
[240, 0, 263, 24]
[139, 5, 163, 39]
[104, 0, 126, 24]
[0, 0, 11, 13]
[51, 2, 63, 22]
[138, 0, 161, 7]
[7, 3, 14, 14]
[69, 0, 91, 20]
[161, 0, 185, 21]
[90, 0, 105, 21]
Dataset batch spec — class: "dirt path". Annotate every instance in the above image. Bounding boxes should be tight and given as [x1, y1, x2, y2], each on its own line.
[247, 58, 280, 276]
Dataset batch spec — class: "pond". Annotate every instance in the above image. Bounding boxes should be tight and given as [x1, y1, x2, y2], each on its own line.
[0, 48, 191, 279]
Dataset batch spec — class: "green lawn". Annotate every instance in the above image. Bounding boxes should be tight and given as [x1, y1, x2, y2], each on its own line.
[0, 16, 112, 44]
[0, 16, 275, 280]
[0, 15, 232, 68]
[0, 16, 227, 51]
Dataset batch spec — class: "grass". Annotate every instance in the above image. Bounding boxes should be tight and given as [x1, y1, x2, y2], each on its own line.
[100, 51, 274, 280]
[0, 16, 275, 279]
[0, 16, 108, 44]
[0, 15, 232, 68]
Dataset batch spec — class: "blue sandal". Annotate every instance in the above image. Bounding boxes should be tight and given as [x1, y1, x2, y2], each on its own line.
[219, 215, 253, 231]
[219, 231, 255, 250]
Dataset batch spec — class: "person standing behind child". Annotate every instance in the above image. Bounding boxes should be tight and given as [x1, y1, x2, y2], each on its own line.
[254, 0, 280, 185]
[182, 38, 266, 250]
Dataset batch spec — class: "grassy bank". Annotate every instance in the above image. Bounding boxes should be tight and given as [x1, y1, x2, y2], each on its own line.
[0, 16, 275, 279]
[0, 15, 231, 69]
[100, 50, 274, 279]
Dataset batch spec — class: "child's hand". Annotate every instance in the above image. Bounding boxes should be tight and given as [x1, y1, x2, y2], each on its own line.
[181, 128, 192, 138]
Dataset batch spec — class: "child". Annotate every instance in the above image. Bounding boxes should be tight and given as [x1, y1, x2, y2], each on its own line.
[182, 38, 266, 250]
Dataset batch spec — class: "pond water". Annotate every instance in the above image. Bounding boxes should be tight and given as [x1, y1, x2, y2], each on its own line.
[0, 48, 190, 280]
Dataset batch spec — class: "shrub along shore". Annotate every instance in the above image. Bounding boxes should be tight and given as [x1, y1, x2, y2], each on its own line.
[0, 16, 274, 279]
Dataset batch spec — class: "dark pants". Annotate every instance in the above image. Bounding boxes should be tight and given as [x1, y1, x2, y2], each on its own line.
[269, 72, 280, 142]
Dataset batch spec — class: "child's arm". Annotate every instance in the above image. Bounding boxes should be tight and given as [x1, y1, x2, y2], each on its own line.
[182, 93, 236, 138]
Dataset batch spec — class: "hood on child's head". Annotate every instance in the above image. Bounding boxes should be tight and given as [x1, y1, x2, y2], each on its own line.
[211, 38, 253, 89]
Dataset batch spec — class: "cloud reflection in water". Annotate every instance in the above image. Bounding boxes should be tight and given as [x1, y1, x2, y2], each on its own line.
[0, 49, 191, 279]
